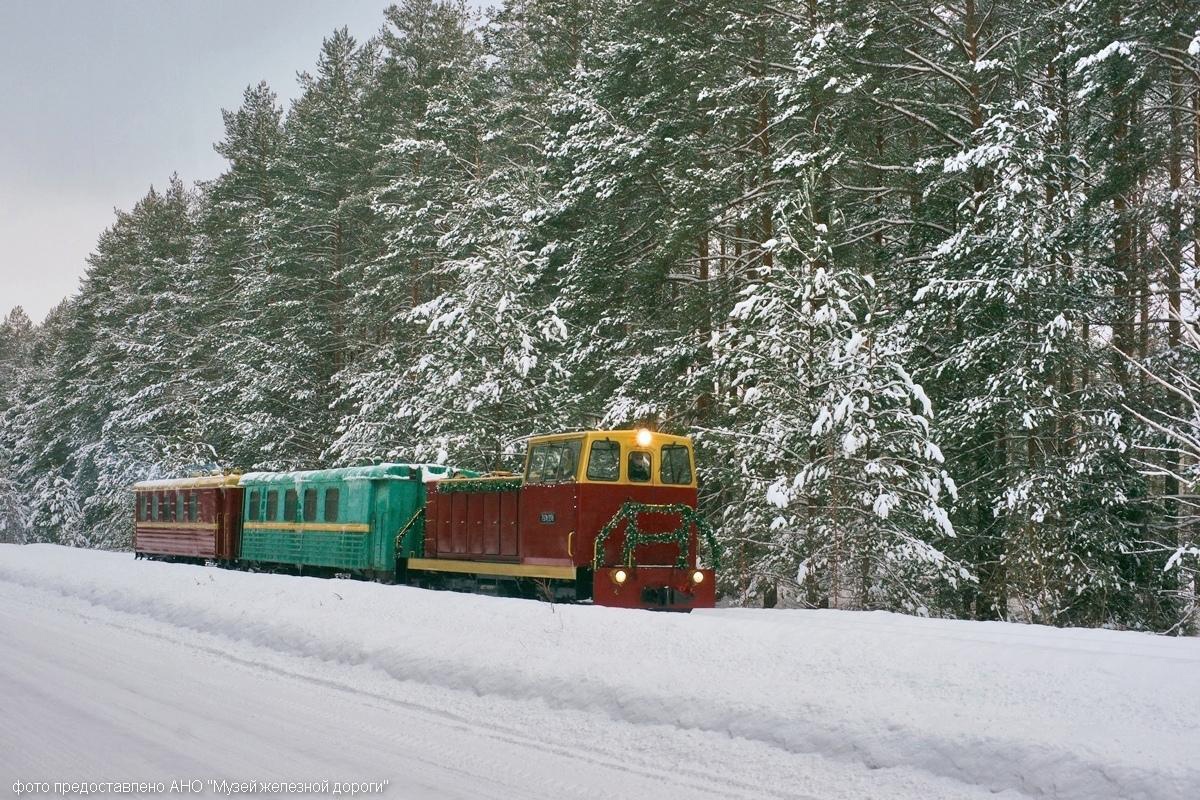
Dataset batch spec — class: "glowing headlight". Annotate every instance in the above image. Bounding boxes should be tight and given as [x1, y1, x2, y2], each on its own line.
[635, 428, 653, 447]
[692, 570, 705, 584]
[613, 569, 628, 585]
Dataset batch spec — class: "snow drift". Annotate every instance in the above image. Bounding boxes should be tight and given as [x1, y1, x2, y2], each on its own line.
[2, 544, 1197, 800]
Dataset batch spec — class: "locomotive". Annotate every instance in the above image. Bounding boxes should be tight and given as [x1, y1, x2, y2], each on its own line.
[132, 429, 719, 610]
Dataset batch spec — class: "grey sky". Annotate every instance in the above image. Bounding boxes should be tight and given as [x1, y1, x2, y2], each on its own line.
[0, 0, 401, 323]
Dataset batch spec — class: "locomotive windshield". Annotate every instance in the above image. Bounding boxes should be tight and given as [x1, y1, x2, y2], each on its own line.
[660, 444, 693, 485]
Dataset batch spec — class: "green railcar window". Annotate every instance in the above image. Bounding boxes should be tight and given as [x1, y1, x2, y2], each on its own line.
[248, 490, 260, 521]
[586, 440, 620, 481]
[323, 488, 339, 522]
[303, 489, 317, 522]
[284, 489, 298, 522]
[266, 490, 278, 520]
[660, 445, 693, 485]
[188, 491, 199, 522]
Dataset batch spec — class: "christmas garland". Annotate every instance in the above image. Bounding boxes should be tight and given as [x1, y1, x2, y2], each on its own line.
[436, 475, 523, 494]
[592, 501, 721, 570]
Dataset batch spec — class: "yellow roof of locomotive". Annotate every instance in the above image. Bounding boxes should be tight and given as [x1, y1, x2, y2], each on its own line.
[526, 429, 693, 449]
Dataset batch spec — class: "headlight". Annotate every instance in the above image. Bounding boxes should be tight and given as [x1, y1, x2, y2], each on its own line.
[613, 569, 628, 585]
[692, 570, 705, 584]
[635, 428, 653, 447]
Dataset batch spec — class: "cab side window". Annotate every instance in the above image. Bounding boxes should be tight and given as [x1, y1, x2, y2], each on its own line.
[525, 439, 583, 484]
[660, 445, 693, 485]
[586, 441, 620, 481]
[628, 451, 652, 482]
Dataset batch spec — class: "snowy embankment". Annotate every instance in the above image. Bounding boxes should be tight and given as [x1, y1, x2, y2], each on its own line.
[2, 544, 1198, 800]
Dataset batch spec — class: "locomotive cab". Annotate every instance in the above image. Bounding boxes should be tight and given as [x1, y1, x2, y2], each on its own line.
[522, 429, 717, 609]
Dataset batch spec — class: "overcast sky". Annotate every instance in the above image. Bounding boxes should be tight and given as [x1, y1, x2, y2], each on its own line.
[0, 0, 402, 323]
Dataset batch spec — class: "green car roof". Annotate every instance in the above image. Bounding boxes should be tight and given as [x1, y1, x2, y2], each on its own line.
[239, 463, 462, 486]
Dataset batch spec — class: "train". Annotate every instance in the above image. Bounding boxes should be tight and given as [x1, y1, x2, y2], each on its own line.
[132, 429, 719, 610]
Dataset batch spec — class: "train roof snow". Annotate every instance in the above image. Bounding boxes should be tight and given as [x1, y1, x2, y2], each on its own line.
[238, 463, 464, 485]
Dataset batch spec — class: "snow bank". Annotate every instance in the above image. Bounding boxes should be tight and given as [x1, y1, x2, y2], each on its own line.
[2, 544, 1197, 800]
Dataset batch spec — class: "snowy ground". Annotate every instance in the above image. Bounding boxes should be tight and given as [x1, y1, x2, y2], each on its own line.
[1, 545, 1197, 800]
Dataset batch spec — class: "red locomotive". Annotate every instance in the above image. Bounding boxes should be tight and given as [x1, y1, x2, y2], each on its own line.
[412, 429, 718, 610]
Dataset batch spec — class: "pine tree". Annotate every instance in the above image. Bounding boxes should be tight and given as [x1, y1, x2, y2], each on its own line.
[200, 80, 287, 469]
[0, 307, 35, 541]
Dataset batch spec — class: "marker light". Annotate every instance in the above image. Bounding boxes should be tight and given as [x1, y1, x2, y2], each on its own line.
[635, 428, 653, 447]
[692, 570, 705, 584]
[613, 569, 628, 585]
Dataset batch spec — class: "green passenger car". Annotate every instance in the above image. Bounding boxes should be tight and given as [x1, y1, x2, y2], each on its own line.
[238, 464, 460, 579]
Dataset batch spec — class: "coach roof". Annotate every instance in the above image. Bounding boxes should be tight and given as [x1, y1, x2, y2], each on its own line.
[132, 474, 242, 491]
[238, 463, 459, 485]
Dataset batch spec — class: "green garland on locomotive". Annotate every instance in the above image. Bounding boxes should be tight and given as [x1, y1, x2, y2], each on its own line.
[435, 475, 523, 493]
[592, 501, 722, 571]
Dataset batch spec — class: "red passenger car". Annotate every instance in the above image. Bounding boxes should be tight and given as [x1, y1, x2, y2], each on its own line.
[410, 430, 718, 610]
[132, 475, 244, 563]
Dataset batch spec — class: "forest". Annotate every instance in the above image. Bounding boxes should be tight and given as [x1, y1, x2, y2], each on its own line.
[0, 0, 1198, 632]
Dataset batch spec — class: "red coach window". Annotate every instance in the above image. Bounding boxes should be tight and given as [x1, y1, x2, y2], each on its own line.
[188, 492, 199, 522]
